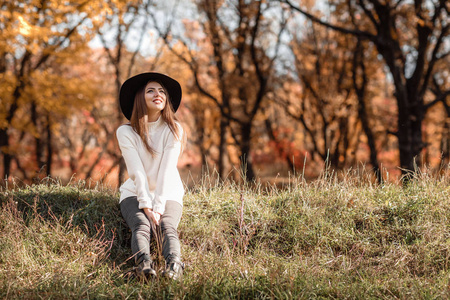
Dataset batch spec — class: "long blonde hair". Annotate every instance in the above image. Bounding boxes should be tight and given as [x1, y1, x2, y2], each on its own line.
[130, 80, 185, 156]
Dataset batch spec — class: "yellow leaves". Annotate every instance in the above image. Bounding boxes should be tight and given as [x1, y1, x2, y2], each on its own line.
[4, 0, 108, 54]
[18, 16, 33, 36]
[29, 71, 94, 116]
[0, 64, 98, 137]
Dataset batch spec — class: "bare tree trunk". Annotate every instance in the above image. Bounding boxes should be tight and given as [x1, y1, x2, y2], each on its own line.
[353, 40, 382, 183]
[239, 122, 255, 181]
[359, 99, 382, 182]
[31, 101, 45, 173]
[441, 121, 450, 165]
[46, 114, 52, 176]
[218, 116, 228, 179]
[0, 130, 12, 179]
[1, 71, 27, 179]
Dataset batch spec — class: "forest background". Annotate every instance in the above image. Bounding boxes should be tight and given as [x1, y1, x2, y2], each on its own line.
[1, 0, 449, 188]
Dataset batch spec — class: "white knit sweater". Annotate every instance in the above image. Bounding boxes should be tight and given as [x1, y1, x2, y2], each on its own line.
[116, 117, 184, 215]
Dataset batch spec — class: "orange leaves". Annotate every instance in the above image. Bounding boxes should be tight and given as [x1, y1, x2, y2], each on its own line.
[28, 71, 93, 115]
[0, 1, 109, 179]
[17, 15, 33, 36]
[2, 1, 103, 57]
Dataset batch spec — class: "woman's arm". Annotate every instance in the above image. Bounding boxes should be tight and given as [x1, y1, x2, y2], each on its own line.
[116, 126, 153, 210]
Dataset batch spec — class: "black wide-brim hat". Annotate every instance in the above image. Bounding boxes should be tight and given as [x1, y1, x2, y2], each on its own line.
[119, 72, 182, 120]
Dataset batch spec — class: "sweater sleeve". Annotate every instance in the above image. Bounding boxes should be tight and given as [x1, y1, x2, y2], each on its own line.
[116, 126, 153, 209]
[152, 126, 183, 215]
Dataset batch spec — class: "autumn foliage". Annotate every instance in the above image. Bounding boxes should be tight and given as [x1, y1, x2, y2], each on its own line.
[0, 0, 449, 185]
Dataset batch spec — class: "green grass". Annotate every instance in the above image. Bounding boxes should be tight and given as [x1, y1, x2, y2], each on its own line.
[1, 170, 450, 299]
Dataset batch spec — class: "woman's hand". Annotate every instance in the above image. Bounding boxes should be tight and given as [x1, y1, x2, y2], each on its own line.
[143, 208, 161, 225]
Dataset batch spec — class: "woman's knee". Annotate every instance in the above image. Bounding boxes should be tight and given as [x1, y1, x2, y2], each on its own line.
[130, 216, 151, 232]
[161, 218, 178, 235]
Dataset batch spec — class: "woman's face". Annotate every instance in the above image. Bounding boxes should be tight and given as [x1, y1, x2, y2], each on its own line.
[144, 81, 167, 115]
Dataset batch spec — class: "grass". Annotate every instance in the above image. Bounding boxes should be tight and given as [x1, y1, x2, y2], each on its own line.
[0, 169, 450, 299]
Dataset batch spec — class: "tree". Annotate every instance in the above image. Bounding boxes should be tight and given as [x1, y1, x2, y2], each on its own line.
[154, 0, 288, 180]
[0, 0, 106, 179]
[352, 38, 384, 182]
[283, 0, 450, 175]
[278, 20, 361, 170]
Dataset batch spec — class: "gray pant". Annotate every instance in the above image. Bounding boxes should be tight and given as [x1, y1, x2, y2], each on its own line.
[120, 196, 182, 264]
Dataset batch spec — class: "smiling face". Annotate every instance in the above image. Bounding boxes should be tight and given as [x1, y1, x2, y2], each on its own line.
[144, 81, 167, 121]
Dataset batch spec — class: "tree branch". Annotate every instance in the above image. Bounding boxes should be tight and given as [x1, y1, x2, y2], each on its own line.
[420, 24, 449, 98]
[34, 15, 89, 70]
[127, 1, 152, 78]
[283, 0, 376, 40]
[357, 0, 379, 30]
[249, 1, 267, 119]
[150, 5, 241, 124]
[425, 90, 450, 110]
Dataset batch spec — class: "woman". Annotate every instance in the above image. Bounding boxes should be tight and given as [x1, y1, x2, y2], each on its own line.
[116, 72, 185, 280]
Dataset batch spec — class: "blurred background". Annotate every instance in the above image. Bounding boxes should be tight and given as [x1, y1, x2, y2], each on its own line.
[0, 0, 449, 187]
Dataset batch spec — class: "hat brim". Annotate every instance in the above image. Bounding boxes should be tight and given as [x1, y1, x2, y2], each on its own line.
[119, 72, 182, 120]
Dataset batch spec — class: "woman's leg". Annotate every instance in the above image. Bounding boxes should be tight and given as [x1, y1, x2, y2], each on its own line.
[160, 200, 183, 260]
[120, 196, 152, 265]
[160, 200, 183, 279]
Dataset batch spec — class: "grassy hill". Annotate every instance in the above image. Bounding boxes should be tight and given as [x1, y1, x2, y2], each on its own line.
[1, 171, 449, 299]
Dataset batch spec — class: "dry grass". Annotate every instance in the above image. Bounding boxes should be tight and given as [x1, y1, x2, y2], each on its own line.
[1, 168, 450, 299]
